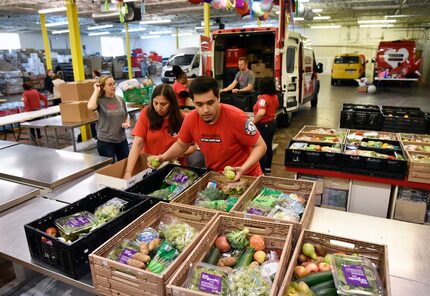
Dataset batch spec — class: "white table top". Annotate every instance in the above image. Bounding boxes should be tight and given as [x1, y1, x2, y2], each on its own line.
[0, 106, 60, 126]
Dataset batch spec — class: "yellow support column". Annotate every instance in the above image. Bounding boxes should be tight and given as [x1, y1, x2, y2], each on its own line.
[39, 14, 53, 71]
[176, 28, 179, 49]
[66, 0, 90, 140]
[204, 3, 210, 37]
[125, 23, 133, 80]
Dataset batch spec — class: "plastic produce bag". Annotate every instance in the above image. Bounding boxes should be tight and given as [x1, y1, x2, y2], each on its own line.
[195, 196, 238, 212]
[164, 167, 199, 188]
[267, 205, 300, 222]
[54, 211, 97, 241]
[135, 227, 160, 244]
[220, 179, 249, 196]
[158, 215, 198, 252]
[108, 239, 140, 264]
[146, 240, 179, 274]
[187, 262, 230, 295]
[149, 184, 183, 201]
[94, 197, 128, 224]
[228, 266, 272, 296]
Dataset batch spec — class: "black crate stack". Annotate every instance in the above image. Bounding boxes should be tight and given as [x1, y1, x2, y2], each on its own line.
[340, 103, 383, 130]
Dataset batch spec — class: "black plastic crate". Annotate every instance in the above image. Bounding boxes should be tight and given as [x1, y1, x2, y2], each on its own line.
[343, 148, 407, 179]
[126, 164, 206, 200]
[347, 139, 403, 153]
[285, 140, 343, 171]
[220, 92, 257, 112]
[24, 188, 156, 279]
[340, 103, 382, 130]
[382, 106, 427, 134]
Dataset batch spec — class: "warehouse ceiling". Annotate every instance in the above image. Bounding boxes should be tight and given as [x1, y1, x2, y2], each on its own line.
[0, 0, 429, 36]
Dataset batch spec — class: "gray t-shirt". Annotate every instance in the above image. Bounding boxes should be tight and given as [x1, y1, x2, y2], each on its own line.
[234, 70, 255, 90]
[96, 95, 127, 143]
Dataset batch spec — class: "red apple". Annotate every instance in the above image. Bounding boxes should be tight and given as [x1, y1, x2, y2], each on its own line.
[294, 266, 309, 278]
[304, 262, 319, 274]
[318, 262, 332, 272]
[301, 261, 312, 267]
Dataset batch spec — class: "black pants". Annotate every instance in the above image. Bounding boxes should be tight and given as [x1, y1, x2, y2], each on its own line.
[97, 139, 129, 163]
[256, 120, 277, 172]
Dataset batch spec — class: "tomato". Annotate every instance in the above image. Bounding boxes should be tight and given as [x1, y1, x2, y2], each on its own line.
[45, 226, 57, 237]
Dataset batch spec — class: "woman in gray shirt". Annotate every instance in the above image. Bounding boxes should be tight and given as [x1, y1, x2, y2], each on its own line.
[88, 75, 130, 162]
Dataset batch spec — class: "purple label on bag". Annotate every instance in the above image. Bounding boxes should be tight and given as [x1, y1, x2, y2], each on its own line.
[199, 272, 222, 294]
[172, 173, 189, 184]
[66, 216, 90, 228]
[118, 248, 138, 264]
[342, 264, 370, 288]
[247, 208, 265, 216]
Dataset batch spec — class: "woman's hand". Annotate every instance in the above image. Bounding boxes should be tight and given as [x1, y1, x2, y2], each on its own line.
[93, 82, 101, 92]
[122, 122, 130, 129]
[123, 172, 132, 180]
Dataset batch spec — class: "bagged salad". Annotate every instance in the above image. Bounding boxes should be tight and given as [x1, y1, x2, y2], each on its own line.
[54, 211, 97, 242]
[164, 167, 199, 188]
[94, 197, 128, 224]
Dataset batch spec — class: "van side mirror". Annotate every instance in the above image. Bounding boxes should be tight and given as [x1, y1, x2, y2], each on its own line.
[316, 63, 323, 73]
[370, 58, 375, 63]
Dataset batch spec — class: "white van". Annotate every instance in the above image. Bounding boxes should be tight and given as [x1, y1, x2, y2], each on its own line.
[161, 47, 201, 83]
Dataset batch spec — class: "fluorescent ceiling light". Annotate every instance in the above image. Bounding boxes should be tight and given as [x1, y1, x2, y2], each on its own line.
[312, 9, 323, 13]
[294, 17, 304, 21]
[38, 7, 67, 14]
[360, 24, 394, 28]
[141, 35, 160, 39]
[45, 21, 68, 28]
[88, 31, 110, 36]
[139, 19, 171, 25]
[310, 25, 341, 29]
[123, 27, 146, 33]
[300, 0, 310, 2]
[358, 19, 396, 24]
[88, 24, 113, 30]
[242, 24, 273, 28]
[111, 0, 137, 2]
[313, 16, 331, 20]
[385, 15, 410, 18]
[52, 29, 69, 34]
[149, 30, 172, 35]
[171, 33, 193, 37]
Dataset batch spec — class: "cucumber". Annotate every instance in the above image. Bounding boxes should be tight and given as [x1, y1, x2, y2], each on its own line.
[311, 287, 338, 296]
[310, 280, 335, 294]
[234, 247, 255, 268]
[204, 247, 221, 265]
[297, 271, 333, 287]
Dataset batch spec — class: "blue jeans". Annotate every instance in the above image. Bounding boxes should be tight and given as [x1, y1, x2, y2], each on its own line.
[97, 139, 129, 162]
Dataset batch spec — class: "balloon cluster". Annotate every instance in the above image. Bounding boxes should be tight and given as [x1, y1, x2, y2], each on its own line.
[188, 0, 276, 20]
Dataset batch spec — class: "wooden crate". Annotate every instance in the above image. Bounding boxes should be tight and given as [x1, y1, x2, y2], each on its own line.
[399, 133, 430, 184]
[293, 125, 348, 144]
[171, 171, 257, 213]
[167, 215, 293, 296]
[277, 230, 391, 296]
[230, 176, 316, 241]
[89, 203, 218, 296]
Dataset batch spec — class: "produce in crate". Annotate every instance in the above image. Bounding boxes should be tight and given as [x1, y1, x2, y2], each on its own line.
[158, 215, 197, 252]
[344, 149, 404, 160]
[146, 240, 180, 274]
[54, 211, 98, 242]
[228, 266, 272, 296]
[93, 197, 128, 226]
[188, 262, 230, 295]
[226, 228, 249, 250]
[149, 184, 182, 201]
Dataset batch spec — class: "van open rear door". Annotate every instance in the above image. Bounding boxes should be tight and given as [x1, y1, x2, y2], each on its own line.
[200, 35, 212, 77]
[282, 32, 300, 112]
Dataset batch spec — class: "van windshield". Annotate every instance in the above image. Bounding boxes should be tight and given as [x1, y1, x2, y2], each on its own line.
[167, 54, 194, 66]
[334, 56, 359, 64]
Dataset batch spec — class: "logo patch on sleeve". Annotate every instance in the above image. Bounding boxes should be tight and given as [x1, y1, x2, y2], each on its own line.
[258, 99, 266, 107]
[245, 119, 257, 135]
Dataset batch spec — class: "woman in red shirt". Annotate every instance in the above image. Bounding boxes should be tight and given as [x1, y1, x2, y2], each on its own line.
[22, 82, 49, 139]
[172, 65, 193, 107]
[123, 84, 195, 179]
[253, 77, 279, 174]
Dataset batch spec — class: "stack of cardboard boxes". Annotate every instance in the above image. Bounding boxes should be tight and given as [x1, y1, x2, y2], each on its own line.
[58, 80, 98, 123]
[251, 62, 273, 78]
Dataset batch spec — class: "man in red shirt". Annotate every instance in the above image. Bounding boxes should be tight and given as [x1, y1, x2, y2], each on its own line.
[154, 76, 266, 180]
[22, 83, 49, 140]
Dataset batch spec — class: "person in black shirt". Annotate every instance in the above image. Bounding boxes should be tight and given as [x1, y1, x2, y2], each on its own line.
[44, 69, 54, 94]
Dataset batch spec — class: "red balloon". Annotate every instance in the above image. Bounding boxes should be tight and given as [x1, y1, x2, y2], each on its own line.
[236, 2, 250, 16]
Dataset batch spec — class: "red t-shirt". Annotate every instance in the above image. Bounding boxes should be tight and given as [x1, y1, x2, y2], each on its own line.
[253, 94, 279, 124]
[179, 104, 262, 176]
[133, 107, 184, 156]
[172, 81, 188, 107]
[23, 89, 48, 112]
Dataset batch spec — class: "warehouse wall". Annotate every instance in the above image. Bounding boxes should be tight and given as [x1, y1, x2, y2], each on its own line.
[137, 34, 201, 56]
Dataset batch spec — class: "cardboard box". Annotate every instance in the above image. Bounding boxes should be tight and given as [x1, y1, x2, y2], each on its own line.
[394, 199, 427, 224]
[59, 79, 96, 102]
[60, 101, 97, 123]
[251, 63, 266, 72]
[95, 154, 154, 190]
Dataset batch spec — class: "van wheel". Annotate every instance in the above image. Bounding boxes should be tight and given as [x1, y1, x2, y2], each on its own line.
[191, 74, 197, 78]
[331, 79, 335, 86]
[277, 112, 291, 128]
[311, 94, 318, 107]
[311, 80, 319, 107]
